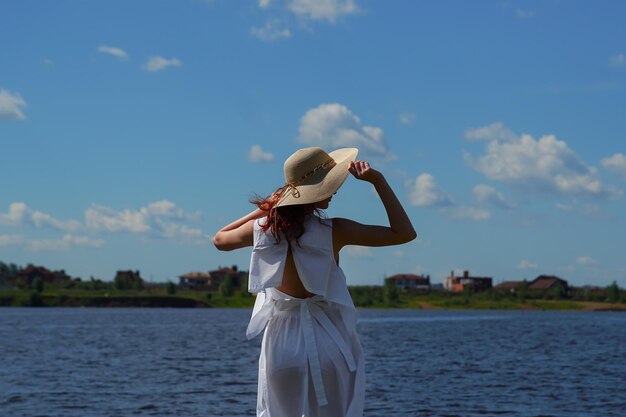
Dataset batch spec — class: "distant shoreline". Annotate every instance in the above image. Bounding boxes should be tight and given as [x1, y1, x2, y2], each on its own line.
[1, 289, 625, 311]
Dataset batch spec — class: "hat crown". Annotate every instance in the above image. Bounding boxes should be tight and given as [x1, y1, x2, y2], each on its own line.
[284, 147, 333, 184]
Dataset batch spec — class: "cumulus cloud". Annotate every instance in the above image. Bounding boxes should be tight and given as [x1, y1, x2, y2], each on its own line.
[98, 45, 129, 60]
[297, 103, 391, 158]
[85, 200, 205, 242]
[251, 19, 292, 41]
[287, 0, 359, 23]
[29, 235, 105, 251]
[576, 256, 597, 266]
[465, 123, 622, 200]
[517, 260, 539, 270]
[143, 56, 182, 72]
[85, 204, 150, 233]
[602, 153, 626, 180]
[0, 89, 27, 120]
[609, 53, 625, 68]
[145, 200, 201, 221]
[473, 184, 516, 209]
[407, 173, 453, 207]
[248, 145, 275, 163]
[465, 122, 516, 142]
[0, 202, 81, 232]
[1, 200, 205, 247]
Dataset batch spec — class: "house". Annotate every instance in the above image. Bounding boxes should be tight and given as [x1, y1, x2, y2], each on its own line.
[528, 275, 568, 291]
[179, 265, 248, 291]
[385, 274, 431, 293]
[494, 280, 527, 294]
[14, 264, 73, 288]
[178, 271, 212, 290]
[444, 270, 493, 293]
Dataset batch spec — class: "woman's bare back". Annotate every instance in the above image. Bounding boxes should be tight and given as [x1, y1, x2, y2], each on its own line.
[276, 244, 315, 298]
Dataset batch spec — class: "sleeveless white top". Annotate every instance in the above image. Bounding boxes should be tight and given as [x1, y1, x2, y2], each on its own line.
[246, 214, 357, 339]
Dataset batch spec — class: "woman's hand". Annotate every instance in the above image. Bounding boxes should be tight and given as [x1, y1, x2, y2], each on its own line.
[348, 161, 383, 184]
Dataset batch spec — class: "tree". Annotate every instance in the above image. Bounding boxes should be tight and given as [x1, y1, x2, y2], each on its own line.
[219, 274, 234, 297]
[606, 281, 620, 303]
[114, 270, 144, 291]
[33, 277, 44, 293]
[383, 279, 399, 305]
[165, 281, 177, 295]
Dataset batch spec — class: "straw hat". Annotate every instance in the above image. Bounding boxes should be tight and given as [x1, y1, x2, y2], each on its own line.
[275, 147, 359, 208]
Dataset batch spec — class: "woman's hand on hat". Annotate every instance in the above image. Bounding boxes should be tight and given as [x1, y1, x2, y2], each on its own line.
[349, 160, 382, 183]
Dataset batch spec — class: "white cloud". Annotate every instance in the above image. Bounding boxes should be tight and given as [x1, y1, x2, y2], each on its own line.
[143, 56, 182, 72]
[259, 0, 271, 8]
[609, 53, 626, 68]
[465, 123, 622, 200]
[473, 184, 516, 209]
[98, 45, 129, 60]
[516, 9, 536, 19]
[465, 122, 516, 142]
[0, 202, 26, 226]
[0, 89, 27, 120]
[248, 145, 275, 163]
[287, 0, 359, 23]
[29, 235, 105, 251]
[407, 173, 453, 207]
[444, 206, 491, 221]
[0, 202, 81, 232]
[297, 103, 391, 158]
[576, 256, 597, 266]
[145, 200, 201, 221]
[0, 234, 24, 247]
[602, 153, 626, 180]
[517, 260, 539, 270]
[251, 19, 292, 41]
[154, 220, 207, 243]
[85, 204, 150, 233]
[85, 201, 205, 242]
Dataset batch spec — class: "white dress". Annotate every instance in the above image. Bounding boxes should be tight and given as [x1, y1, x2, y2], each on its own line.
[247, 215, 365, 417]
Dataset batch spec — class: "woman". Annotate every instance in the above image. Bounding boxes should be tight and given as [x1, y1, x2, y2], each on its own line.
[213, 147, 416, 417]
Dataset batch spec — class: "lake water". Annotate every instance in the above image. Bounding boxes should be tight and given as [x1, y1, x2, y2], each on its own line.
[0, 308, 624, 417]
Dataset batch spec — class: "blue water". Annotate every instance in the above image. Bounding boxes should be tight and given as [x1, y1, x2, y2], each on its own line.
[0, 308, 624, 417]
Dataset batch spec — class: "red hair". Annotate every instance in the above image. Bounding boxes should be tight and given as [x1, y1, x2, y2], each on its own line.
[251, 185, 323, 244]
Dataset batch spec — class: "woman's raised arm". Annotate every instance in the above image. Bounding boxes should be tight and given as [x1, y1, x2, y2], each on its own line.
[333, 161, 417, 251]
[212, 208, 266, 251]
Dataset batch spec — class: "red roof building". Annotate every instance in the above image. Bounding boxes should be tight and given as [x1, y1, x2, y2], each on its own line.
[385, 274, 431, 293]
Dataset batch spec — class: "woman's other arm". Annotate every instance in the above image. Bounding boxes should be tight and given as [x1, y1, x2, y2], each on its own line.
[212, 208, 265, 251]
[334, 161, 417, 250]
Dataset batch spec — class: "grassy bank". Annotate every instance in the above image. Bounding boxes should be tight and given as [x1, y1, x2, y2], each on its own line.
[2, 288, 625, 311]
[0, 289, 256, 308]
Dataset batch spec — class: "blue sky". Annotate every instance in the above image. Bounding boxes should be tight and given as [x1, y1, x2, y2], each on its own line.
[2, 0, 625, 287]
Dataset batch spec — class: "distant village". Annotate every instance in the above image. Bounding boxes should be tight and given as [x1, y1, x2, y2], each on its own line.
[179, 266, 579, 297]
[0, 260, 621, 302]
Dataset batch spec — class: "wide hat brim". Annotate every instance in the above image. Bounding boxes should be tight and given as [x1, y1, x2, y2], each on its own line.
[276, 147, 358, 207]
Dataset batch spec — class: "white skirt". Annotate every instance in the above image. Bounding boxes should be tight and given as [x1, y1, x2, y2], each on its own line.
[255, 288, 365, 417]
